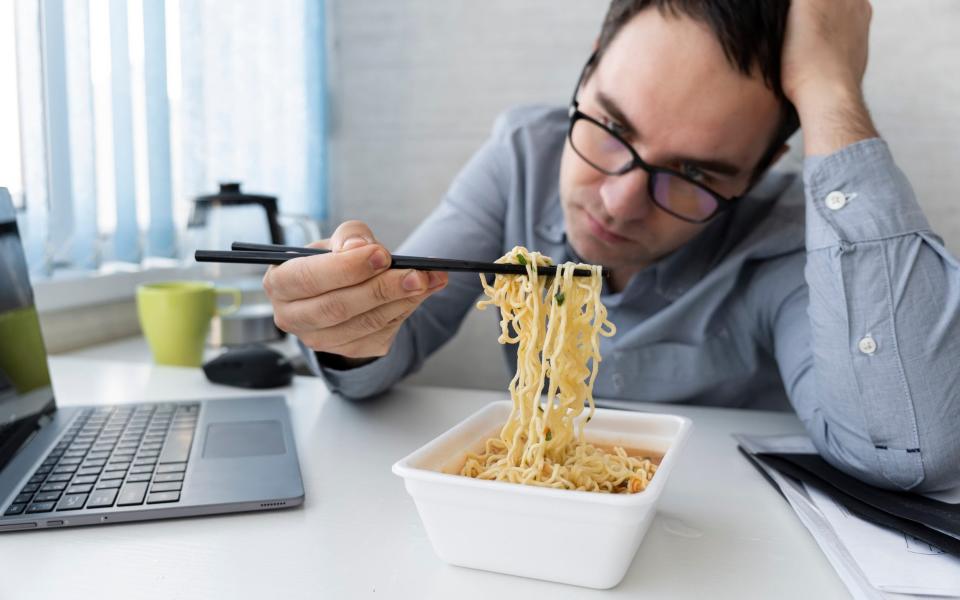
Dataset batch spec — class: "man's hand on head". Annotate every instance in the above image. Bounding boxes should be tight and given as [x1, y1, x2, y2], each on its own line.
[780, 0, 879, 155]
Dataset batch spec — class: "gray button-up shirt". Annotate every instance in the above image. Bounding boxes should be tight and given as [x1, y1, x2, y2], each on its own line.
[304, 105, 960, 491]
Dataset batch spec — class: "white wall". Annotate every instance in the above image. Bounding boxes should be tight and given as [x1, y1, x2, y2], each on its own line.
[326, 0, 960, 391]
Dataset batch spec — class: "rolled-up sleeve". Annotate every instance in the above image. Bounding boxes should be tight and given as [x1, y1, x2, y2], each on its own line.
[776, 138, 960, 491]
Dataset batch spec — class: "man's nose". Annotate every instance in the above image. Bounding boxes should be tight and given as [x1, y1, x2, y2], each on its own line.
[599, 168, 654, 221]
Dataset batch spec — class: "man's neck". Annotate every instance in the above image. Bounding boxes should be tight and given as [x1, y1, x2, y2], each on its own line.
[608, 265, 642, 293]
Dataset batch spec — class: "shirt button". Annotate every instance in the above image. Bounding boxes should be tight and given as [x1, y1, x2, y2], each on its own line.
[825, 191, 848, 210]
[858, 335, 877, 355]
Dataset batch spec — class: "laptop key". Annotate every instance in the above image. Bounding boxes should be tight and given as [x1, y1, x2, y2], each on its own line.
[34, 491, 62, 503]
[150, 481, 182, 493]
[46, 473, 73, 482]
[28, 475, 46, 485]
[66, 484, 93, 494]
[40, 481, 68, 492]
[126, 473, 152, 483]
[13, 493, 33, 504]
[146, 491, 180, 504]
[4, 503, 26, 516]
[73, 475, 98, 485]
[26, 501, 56, 513]
[130, 465, 154, 474]
[157, 463, 186, 474]
[153, 472, 184, 483]
[116, 482, 148, 506]
[158, 432, 193, 464]
[56, 493, 88, 511]
[86, 489, 118, 508]
[20, 483, 40, 494]
[95, 480, 122, 490]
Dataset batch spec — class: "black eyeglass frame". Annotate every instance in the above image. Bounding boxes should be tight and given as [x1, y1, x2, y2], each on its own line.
[567, 52, 745, 224]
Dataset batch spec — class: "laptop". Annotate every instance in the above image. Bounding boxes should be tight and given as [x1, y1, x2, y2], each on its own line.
[0, 189, 304, 532]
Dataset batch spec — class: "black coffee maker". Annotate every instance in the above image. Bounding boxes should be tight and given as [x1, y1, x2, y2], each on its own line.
[187, 182, 285, 248]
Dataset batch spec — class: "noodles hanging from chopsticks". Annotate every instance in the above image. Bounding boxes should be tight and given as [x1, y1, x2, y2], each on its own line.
[460, 247, 657, 493]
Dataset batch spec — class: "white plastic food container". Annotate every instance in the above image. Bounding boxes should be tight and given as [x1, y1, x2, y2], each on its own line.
[392, 401, 693, 589]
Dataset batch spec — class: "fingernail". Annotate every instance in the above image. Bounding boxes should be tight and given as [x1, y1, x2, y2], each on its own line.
[402, 271, 425, 292]
[342, 236, 369, 251]
[427, 271, 444, 288]
[368, 249, 390, 270]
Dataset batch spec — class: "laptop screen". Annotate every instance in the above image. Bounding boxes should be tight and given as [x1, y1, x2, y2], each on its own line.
[0, 191, 55, 470]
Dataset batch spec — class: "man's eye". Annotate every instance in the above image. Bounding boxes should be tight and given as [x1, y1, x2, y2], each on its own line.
[680, 163, 707, 182]
[600, 116, 629, 138]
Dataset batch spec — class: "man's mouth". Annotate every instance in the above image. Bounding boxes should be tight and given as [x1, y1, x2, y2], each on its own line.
[584, 210, 631, 244]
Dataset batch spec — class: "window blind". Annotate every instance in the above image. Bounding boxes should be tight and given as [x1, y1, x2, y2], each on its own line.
[3, 0, 327, 276]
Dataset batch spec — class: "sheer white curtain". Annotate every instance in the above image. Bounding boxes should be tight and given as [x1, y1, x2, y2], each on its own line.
[3, 0, 327, 276]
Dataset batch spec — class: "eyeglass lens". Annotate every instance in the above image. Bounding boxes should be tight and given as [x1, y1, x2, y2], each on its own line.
[570, 117, 719, 222]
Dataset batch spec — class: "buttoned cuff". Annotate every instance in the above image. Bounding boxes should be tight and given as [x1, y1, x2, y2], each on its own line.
[298, 327, 414, 399]
[803, 138, 930, 251]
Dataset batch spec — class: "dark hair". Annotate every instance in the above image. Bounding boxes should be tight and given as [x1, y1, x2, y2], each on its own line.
[594, 0, 799, 174]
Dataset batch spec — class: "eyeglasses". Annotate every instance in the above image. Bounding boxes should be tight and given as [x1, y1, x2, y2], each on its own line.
[567, 53, 740, 224]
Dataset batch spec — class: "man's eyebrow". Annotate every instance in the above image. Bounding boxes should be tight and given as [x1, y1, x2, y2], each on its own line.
[595, 90, 742, 178]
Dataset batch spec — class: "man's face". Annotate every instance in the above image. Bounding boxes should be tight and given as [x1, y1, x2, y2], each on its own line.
[559, 9, 783, 277]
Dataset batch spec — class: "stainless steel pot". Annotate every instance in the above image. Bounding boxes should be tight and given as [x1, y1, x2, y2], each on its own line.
[209, 303, 283, 347]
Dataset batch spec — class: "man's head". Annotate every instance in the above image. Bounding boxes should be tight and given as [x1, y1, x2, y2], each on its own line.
[559, 0, 798, 282]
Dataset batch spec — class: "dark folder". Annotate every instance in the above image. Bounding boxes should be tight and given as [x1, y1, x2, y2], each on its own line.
[740, 450, 960, 558]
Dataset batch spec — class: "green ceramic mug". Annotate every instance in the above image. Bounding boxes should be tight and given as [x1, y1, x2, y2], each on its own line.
[136, 281, 241, 367]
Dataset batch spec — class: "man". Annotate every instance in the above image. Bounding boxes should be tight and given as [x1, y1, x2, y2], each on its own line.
[263, 0, 960, 492]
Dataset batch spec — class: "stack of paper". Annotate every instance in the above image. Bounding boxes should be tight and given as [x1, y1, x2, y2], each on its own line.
[735, 434, 960, 599]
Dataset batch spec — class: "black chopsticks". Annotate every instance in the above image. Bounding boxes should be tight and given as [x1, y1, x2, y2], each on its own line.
[193, 242, 600, 277]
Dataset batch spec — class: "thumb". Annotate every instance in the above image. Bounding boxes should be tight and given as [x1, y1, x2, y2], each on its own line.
[329, 220, 378, 253]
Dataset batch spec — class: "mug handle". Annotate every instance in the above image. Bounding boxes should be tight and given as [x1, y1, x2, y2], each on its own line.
[214, 287, 242, 316]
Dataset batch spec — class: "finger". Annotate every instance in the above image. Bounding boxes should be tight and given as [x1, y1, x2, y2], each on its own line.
[322, 318, 407, 359]
[298, 292, 427, 350]
[278, 268, 446, 331]
[329, 220, 378, 252]
[263, 243, 392, 302]
[264, 238, 330, 284]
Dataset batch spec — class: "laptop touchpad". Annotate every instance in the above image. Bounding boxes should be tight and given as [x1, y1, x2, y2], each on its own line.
[202, 420, 286, 458]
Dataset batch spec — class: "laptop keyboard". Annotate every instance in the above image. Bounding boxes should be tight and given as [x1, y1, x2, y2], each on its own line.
[2, 402, 198, 518]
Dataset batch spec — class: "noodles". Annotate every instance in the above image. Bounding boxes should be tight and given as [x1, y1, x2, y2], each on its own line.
[460, 246, 658, 493]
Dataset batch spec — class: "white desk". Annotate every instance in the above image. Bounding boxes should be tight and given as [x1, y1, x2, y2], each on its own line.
[0, 356, 849, 599]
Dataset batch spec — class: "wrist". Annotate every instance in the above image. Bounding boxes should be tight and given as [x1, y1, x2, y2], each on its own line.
[794, 81, 878, 156]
